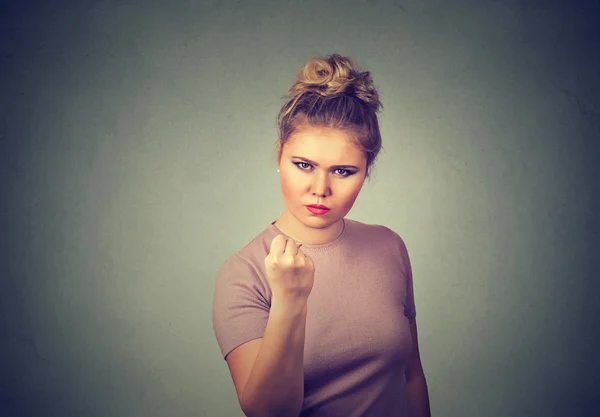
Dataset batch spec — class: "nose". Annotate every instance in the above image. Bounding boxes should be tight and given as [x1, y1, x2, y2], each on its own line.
[311, 171, 330, 197]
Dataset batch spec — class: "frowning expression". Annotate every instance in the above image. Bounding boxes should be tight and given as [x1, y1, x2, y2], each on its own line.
[277, 125, 368, 228]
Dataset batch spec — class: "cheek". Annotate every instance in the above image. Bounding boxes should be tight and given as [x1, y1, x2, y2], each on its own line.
[279, 173, 300, 200]
[338, 182, 364, 205]
[341, 189, 360, 205]
[279, 171, 364, 205]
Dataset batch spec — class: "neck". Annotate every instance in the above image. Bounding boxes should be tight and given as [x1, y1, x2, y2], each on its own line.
[273, 210, 345, 245]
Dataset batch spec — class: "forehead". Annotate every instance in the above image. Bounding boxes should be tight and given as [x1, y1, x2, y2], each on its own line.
[284, 127, 364, 162]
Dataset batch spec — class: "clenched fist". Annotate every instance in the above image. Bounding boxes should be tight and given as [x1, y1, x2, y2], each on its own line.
[264, 234, 315, 307]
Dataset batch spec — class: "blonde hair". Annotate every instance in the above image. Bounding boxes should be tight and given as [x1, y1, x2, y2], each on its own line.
[275, 53, 383, 181]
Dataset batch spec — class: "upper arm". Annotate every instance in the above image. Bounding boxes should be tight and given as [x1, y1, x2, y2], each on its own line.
[225, 338, 263, 409]
[391, 230, 420, 377]
[405, 317, 424, 380]
[212, 255, 271, 410]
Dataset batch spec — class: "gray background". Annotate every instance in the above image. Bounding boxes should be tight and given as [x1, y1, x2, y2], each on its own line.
[1, 0, 599, 416]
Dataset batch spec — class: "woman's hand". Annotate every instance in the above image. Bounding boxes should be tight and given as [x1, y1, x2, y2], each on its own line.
[264, 235, 315, 308]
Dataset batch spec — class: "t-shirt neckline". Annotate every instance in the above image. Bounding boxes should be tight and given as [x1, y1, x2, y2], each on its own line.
[267, 218, 348, 252]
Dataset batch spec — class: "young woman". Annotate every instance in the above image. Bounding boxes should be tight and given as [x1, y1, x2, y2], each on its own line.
[212, 54, 431, 417]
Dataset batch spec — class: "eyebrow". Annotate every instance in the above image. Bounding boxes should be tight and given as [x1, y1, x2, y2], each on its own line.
[291, 156, 360, 170]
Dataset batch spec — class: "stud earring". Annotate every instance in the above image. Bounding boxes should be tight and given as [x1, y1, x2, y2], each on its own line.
[277, 169, 280, 172]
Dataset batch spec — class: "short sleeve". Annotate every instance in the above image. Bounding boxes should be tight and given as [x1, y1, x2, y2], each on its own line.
[403, 253, 416, 320]
[387, 228, 417, 320]
[212, 253, 271, 360]
[400, 238, 417, 320]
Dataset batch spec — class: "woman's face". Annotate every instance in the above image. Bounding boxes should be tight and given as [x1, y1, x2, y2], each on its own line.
[277, 125, 368, 231]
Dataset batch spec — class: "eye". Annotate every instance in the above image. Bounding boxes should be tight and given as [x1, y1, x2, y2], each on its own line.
[293, 162, 355, 177]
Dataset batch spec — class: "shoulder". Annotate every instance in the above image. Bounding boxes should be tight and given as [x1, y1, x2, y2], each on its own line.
[345, 218, 407, 249]
[216, 224, 277, 279]
[345, 219, 412, 273]
[213, 230, 274, 315]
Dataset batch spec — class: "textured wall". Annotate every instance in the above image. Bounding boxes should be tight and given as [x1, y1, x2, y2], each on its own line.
[1, 0, 598, 416]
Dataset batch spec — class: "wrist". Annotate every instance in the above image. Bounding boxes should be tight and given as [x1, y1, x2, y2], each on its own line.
[269, 296, 308, 320]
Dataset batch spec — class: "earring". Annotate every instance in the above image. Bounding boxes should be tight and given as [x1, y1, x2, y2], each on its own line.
[277, 169, 280, 172]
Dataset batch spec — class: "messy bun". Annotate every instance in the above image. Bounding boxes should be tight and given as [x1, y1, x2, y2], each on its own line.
[290, 54, 381, 111]
[276, 54, 383, 181]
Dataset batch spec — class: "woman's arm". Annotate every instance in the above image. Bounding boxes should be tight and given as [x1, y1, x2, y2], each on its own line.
[227, 301, 307, 417]
[226, 236, 314, 417]
[405, 318, 432, 417]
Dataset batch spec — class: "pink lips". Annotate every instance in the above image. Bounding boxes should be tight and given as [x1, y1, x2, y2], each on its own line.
[306, 205, 330, 215]
[307, 204, 330, 210]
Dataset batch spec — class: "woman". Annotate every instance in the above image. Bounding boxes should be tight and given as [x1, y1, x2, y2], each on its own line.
[212, 53, 431, 417]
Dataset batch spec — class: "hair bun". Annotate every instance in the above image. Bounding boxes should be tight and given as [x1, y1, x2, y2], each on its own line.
[289, 54, 381, 112]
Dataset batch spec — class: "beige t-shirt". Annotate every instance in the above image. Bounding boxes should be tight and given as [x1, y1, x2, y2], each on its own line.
[212, 218, 417, 416]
